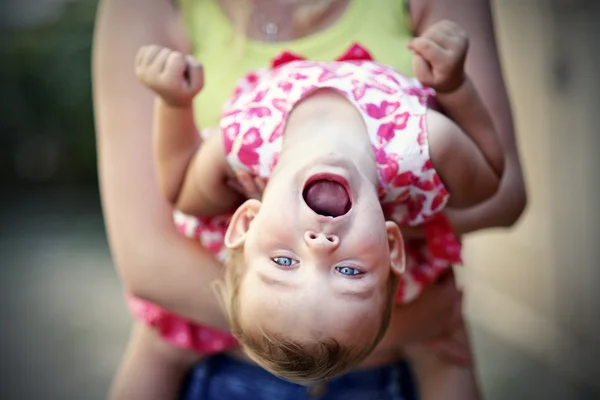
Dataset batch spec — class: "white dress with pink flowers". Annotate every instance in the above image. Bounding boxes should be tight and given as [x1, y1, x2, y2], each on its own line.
[128, 44, 462, 354]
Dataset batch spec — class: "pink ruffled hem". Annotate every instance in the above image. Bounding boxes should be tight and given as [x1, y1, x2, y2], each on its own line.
[127, 295, 238, 355]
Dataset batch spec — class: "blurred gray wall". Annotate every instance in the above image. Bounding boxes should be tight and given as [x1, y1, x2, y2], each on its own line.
[463, 0, 600, 398]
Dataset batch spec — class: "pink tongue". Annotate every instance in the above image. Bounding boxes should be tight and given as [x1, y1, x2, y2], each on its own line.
[304, 180, 350, 217]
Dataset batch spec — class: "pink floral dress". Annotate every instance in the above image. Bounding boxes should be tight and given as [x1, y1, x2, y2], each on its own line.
[128, 44, 462, 354]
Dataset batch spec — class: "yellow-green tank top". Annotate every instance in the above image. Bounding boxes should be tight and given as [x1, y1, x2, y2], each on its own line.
[179, 0, 414, 128]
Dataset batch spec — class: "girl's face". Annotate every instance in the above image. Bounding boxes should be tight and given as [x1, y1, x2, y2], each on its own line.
[223, 87, 405, 345]
[224, 150, 405, 344]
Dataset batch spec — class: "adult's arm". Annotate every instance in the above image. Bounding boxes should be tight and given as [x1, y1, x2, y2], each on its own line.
[93, 0, 228, 330]
[407, 341, 482, 400]
[411, 0, 527, 234]
[369, 271, 467, 363]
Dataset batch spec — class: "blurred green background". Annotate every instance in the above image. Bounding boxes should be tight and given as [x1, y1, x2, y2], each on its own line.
[1, 0, 98, 186]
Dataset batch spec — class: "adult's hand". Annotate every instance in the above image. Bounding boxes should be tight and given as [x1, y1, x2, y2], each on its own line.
[399, 270, 463, 342]
[423, 314, 473, 367]
[374, 269, 471, 366]
[401, 270, 473, 367]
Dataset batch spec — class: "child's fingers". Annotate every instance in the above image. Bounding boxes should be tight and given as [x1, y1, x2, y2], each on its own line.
[422, 20, 463, 50]
[408, 37, 447, 65]
[435, 20, 467, 46]
[161, 52, 187, 89]
[163, 51, 186, 76]
[149, 47, 171, 75]
[136, 46, 166, 84]
[139, 45, 162, 66]
[236, 170, 252, 190]
[412, 54, 435, 86]
[135, 46, 148, 68]
[185, 55, 204, 92]
[236, 171, 261, 199]
[424, 29, 457, 52]
[226, 177, 245, 195]
[254, 176, 266, 193]
[134, 49, 149, 79]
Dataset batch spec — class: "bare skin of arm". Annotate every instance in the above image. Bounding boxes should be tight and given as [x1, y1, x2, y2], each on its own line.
[364, 271, 481, 400]
[388, 3, 524, 397]
[371, 272, 463, 358]
[405, 330, 481, 400]
[394, 276, 481, 400]
[428, 109, 499, 209]
[135, 45, 243, 216]
[93, 0, 228, 330]
[409, 20, 504, 178]
[108, 322, 202, 400]
[406, 20, 502, 208]
[411, 0, 527, 234]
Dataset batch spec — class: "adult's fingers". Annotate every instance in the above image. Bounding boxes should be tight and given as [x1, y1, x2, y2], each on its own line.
[427, 336, 473, 367]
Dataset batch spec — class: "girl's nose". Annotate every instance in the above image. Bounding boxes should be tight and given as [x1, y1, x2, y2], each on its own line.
[304, 231, 340, 252]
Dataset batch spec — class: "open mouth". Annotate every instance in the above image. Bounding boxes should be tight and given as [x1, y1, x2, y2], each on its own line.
[302, 175, 352, 218]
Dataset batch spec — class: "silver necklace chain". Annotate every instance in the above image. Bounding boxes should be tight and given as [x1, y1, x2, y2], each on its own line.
[251, 0, 335, 42]
[263, 22, 279, 41]
[251, 6, 289, 42]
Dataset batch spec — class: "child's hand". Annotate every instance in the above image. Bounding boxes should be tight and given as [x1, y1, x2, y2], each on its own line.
[407, 20, 468, 93]
[226, 171, 266, 200]
[135, 45, 204, 107]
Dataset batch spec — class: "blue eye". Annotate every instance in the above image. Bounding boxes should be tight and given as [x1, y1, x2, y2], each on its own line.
[272, 257, 298, 268]
[336, 266, 363, 276]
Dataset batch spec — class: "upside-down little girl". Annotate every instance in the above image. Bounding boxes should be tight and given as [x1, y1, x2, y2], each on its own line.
[117, 19, 501, 399]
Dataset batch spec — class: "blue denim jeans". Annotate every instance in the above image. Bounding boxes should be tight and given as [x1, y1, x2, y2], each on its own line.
[180, 354, 417, 400]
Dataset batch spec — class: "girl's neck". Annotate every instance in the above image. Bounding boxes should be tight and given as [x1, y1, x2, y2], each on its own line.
[275, 90, 378, 186]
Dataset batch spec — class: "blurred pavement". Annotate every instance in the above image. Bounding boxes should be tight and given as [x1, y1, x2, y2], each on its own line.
[0, 188, 130, 399]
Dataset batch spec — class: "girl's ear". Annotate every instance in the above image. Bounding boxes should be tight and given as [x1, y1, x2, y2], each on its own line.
[385, 221, 405, 275]
[224, 199, 262, 249]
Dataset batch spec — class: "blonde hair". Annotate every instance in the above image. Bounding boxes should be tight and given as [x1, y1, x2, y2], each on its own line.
[215, 247, 398, 385]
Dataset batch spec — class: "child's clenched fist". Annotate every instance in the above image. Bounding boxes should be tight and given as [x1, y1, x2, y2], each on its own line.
[135, 45, 204, 107]
[408, 20, 468, 93]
